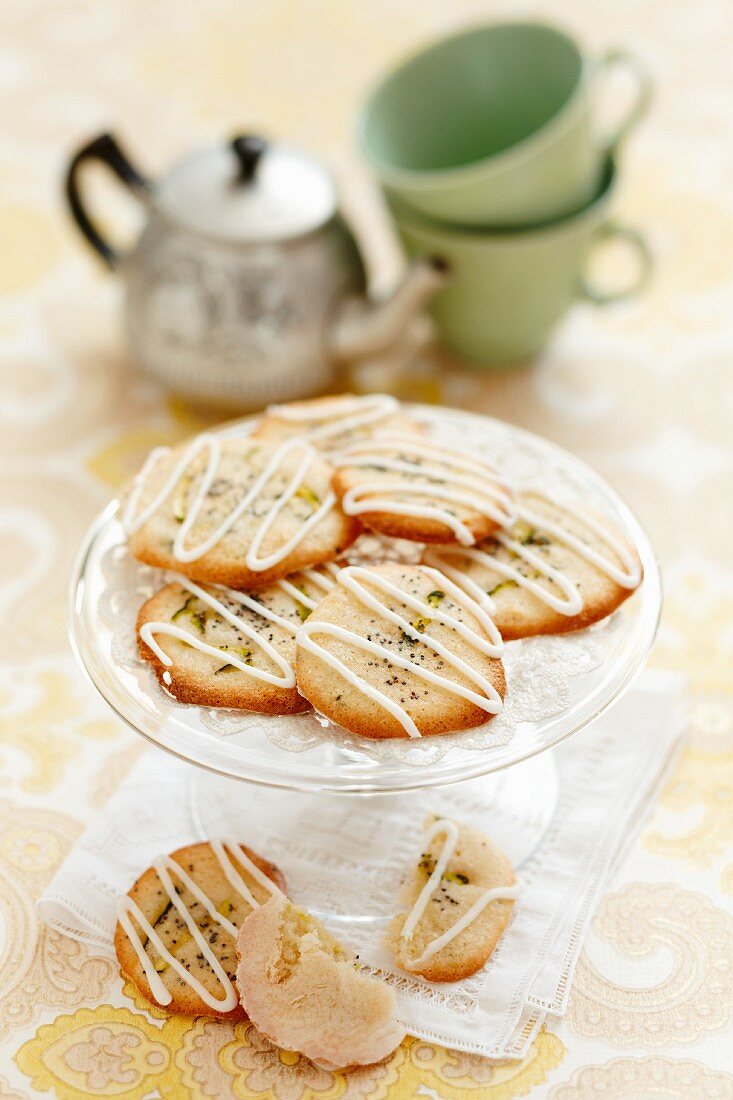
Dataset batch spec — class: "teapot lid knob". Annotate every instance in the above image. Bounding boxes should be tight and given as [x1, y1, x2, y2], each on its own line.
[231, 135, 267, 184]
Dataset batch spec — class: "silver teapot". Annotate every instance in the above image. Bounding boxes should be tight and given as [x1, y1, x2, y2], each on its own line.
[65, 133, 446, 408]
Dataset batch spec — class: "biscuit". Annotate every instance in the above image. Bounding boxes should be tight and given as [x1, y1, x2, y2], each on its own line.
[137, 565, 340, 712]
[424, 490, 643, 639]
[391, 817, 517, 983]
[114, 840, 286, 1019]
[236, 894, 406, 1070]
[123, 433, 360, 590]
[296, 563, 505, 739]
[251, 392, 421, 452]
[331, 435, 513, 544]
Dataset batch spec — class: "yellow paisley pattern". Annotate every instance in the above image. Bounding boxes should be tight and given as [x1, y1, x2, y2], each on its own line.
[405, 1032, 566, 1097]
[15, 1007, 186, 1100]
[651, 573, 733, 693]
[179, 1018, 405, 1100]
[0, 671, 119, 794]
[549, 1056, 733, 1099]
[2, 0, 733, 1097]
[15, 1007, 565, 1100]
[645, 744, 733, 867]
[567, 882, 733, 1046]
[0, 804, 116, 1044]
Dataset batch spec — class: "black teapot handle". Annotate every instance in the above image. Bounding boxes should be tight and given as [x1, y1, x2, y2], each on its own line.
[65, 133, 151, 270]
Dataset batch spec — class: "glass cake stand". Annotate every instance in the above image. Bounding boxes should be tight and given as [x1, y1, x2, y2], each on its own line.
[68, 406, 661, 876]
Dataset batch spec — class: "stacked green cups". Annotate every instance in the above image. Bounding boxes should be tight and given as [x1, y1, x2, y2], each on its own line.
[360, 22, 652, 365]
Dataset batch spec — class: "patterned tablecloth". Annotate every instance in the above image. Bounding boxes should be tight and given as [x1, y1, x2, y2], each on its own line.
[2, 1, 732, 1097]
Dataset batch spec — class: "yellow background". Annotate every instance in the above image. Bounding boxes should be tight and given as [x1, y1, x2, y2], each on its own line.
[1, 0, 732, 1096]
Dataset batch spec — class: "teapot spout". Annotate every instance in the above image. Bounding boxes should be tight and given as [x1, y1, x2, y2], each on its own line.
[328, 256, 448, 362]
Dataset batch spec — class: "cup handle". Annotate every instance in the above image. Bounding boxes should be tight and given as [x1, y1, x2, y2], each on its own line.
[593, 49, 653, 151]
[579, 222, 653, 304]
[64, 133, 151, 270]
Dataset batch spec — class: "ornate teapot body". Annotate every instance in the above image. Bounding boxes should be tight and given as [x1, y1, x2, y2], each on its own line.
[65, 133, 444, 408]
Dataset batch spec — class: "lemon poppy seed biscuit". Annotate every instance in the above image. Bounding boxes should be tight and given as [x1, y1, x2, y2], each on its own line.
[123, 433, 360, 590]
[251, 392, 422, 452]
[390, 817, 517, 983]
[137, 565, 340, 712]
[424, 490, 643, 640]
[115, 840, 286, 1019]
[295, 563, 505, 740]
[331, 435, 513, 545]
[236, 894, 406, 1070]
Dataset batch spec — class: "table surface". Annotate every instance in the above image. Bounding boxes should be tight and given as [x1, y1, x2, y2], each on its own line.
[2, 1, 732, 1097]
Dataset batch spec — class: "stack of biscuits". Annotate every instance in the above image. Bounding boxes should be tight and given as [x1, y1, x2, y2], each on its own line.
[126, 392, 642, 741]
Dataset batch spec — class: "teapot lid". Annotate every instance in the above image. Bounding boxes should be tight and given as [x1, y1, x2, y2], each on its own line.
[156, 135, 337, 242]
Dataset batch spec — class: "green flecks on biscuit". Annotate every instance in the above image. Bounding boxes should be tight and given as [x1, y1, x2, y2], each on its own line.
[512, 520, 551, 547]
[215, 646, 253, 672]
[294, 601, 310, 623]
[172, 597, 207, 634]
[512, 520, 534, 543]
[488, 580, 518, 597]
[426, 590, 445, 608]
[227, 646, 253, 660]
[171, 474, 194, 524]
[401, 616, 430, 644]
[172, 597, 194, 621]
[294, 485, 320, 512]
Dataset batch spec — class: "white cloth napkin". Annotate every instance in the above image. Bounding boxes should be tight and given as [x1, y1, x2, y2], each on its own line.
[38, 669, 684, 1060]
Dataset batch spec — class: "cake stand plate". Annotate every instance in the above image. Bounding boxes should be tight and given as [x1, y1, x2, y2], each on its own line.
[68, 404, 661, 796]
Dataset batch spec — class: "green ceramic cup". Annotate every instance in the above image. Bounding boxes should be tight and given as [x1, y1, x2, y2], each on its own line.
[389, 159, 651, 365]
[361, 22, 651, 227]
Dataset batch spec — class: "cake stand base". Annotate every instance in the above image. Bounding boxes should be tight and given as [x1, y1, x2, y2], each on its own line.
[190, 750, 558, 926]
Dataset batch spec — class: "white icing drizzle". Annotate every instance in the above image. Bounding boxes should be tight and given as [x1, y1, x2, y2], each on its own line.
[266, 393, 399, 446]
[424, 489, 641, 617]
[400, 819, 519, 969]
[308, 560, 342, 582]
[297, 565, 503, 739]
[275, 578, 320, 611]
[330, 435, 514, 545]
[422, 551, 502, 617]
[210, 837, 283, 907]
[275, 563, 340, 611]
[140, 574, 298, 688]
[117, 838, 282, 1010]
[123, 433, 336, 573]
